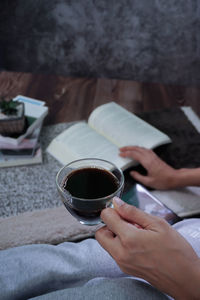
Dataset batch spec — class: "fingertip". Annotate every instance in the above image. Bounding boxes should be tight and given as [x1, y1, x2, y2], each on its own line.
[113, 197, 137, 218]
[130, 170, 143, 180]
[119, 146, 135, 151]
[119, 146, 128, 151]
[130, 170, 137, 178]
[113, 196, 125, 209]
[130, 171, 150, 187]
[119, 153, 129, 159]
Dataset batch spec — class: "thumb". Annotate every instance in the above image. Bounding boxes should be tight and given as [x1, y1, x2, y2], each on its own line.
[130, 171, 151, 186]
[113, 197, 155, 229]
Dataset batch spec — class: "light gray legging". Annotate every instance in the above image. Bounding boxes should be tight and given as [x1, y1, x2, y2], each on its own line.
[0, 238, 169, 300]
[2, 218, 200, 300]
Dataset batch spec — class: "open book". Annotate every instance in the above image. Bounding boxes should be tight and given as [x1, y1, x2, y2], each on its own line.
[47, 102, 171, 170]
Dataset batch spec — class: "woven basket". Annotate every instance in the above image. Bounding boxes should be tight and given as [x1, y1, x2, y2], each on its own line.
[0, 102, 25, 136]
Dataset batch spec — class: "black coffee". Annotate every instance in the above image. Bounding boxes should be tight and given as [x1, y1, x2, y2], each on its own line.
[63, 167, 119, 199]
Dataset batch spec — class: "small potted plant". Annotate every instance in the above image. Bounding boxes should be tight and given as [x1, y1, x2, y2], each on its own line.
[0, 97, 25, 136]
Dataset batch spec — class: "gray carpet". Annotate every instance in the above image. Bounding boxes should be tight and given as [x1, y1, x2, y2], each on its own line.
[0, 122, 77, 218]
[1, 107, 200, 218]
[0, 121, 100, 250]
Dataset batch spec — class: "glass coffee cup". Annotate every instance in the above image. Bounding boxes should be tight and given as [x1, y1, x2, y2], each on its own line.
[56, 158, 124, 225]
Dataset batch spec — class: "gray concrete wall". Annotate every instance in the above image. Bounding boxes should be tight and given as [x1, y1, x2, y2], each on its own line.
[0, 0, 200, 85]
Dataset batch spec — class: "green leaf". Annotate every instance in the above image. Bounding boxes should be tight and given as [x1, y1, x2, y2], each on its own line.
[0, 99, 19, 115]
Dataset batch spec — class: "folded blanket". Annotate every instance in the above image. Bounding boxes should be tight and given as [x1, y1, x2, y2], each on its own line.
[0, 205, 99, 250]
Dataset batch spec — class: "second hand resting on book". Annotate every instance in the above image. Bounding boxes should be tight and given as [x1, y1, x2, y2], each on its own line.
[119, 146, 200, 189]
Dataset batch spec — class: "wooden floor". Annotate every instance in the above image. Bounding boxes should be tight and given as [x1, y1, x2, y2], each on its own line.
[0, 71, 200, 125]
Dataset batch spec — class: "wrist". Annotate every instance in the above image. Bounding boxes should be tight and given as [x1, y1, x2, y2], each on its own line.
[173, 168, 200, 188]
[165, 169, 183, 189]
[173, 259, 200, 300]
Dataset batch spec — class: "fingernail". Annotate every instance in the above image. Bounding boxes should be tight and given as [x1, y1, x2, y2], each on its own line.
[113, 196, 125, 208]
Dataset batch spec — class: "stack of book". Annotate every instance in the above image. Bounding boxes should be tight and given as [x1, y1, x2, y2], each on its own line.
[0, 95, 48, 168]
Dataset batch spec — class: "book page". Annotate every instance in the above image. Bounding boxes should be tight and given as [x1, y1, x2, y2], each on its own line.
[152, 187, 200, 217]
[46, 122, 133, 169]
[88, 102, 171, 149]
